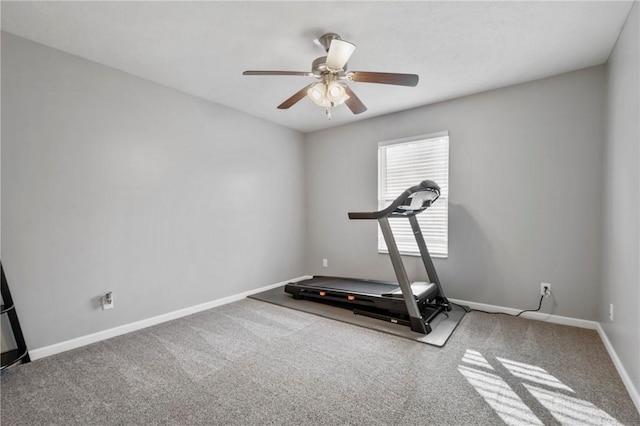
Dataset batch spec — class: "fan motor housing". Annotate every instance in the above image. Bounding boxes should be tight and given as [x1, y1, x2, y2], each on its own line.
[318, 33, 341, 52]
[312, 56, 347, 75]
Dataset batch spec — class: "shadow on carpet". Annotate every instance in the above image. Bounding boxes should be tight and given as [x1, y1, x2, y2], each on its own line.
[249, 285, 466, 347]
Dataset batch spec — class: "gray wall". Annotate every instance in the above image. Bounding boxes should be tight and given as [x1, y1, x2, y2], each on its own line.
[305, 66, 606, 321]
[1, 33, 306, 350]
[603, 2, 640, 397]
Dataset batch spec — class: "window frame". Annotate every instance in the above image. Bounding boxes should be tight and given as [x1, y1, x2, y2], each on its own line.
[377, 131, 449, 258]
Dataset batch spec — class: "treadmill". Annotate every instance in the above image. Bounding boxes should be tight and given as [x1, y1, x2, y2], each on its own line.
[285, 180, 451, 334]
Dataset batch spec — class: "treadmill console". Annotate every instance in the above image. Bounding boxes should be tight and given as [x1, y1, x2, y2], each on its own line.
[394, 188, 439, 216]
[348, 180, 441, 220]
[390, 180, 440, 217]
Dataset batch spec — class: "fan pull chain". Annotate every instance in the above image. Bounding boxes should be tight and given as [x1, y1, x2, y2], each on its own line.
[325, 107, 332, 120]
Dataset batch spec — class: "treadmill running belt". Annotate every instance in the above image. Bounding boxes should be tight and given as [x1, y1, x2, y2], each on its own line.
[297, 276, 400, 295]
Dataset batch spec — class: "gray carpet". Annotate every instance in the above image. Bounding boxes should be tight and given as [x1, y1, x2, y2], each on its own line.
[1, 298, 638, 425]
[248, 286, 466, 347]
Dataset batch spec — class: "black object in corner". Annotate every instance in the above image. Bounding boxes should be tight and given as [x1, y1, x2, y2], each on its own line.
[1, 261, 30, 371]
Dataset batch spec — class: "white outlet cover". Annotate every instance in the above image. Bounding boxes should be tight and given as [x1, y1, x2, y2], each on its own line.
[541, 282, 551, 296]
[102, 296, 114, 310]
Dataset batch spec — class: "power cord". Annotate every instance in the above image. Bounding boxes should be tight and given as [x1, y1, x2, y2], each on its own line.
[452, 295, 545, 317]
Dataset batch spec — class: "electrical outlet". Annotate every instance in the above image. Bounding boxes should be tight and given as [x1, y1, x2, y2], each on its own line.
[609, 303, 614, 321]
[102, 292, 114, 310]
[322, 259, 328, 268]
[541, 282, 551, 297]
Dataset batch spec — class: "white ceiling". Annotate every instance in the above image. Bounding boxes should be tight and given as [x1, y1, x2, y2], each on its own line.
[1, 1, 633, 133]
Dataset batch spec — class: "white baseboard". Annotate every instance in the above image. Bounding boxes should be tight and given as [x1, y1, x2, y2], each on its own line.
[448, 298, 599, 329]
[29, 275, 312, 361]
[595, 323, 640, 414]
[450, 297, 640, 414]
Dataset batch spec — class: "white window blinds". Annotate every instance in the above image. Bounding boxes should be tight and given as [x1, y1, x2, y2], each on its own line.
[378, 132, 449, 258]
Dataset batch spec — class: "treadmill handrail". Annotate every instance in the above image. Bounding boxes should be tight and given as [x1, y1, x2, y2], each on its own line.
[348, 180, 440, 220]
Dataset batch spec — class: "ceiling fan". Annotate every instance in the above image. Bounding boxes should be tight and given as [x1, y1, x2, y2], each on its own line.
[243, 33, 419, 119]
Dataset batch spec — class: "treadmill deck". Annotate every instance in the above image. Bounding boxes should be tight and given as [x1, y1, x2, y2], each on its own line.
[289, 276, 436, 299]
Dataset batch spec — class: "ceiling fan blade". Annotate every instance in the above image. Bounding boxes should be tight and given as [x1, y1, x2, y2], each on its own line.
[343, 86, 367, 115]
[348, 71, 419, 87]
[277, 84, 315, 109]
[243, 71, 314, 77]
[325, 39, 356, 70]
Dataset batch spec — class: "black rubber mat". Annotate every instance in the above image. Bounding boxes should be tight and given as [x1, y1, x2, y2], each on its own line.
[249, 285, 466, 347]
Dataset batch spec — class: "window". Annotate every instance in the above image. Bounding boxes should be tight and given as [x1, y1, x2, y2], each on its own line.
[378, 132, 449, 258]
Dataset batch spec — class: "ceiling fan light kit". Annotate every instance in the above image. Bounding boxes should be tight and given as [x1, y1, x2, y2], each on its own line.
[308, 84, 349, 120]
[243, 33, 419, 119]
